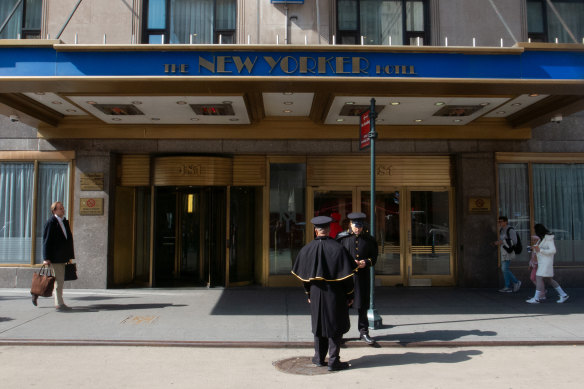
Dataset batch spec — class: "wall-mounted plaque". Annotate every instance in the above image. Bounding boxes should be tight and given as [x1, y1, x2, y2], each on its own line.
[469, 197, 491, 213]
[80, 198, 104, 215]
[80, 173, 104, 191]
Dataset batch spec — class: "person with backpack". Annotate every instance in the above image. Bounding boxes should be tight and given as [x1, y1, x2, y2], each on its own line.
[493, 216, 522, 293]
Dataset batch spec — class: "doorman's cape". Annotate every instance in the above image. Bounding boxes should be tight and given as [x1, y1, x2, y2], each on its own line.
[291, 236, 357, 282]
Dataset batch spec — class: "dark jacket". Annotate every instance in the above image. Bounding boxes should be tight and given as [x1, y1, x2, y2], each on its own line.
[337, 230, 378, 310]
[42, 216, 75, 263]
[292, 236, 356, 338]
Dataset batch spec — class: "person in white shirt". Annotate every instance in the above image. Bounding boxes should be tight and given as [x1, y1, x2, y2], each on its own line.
[526, 224, 569, 304]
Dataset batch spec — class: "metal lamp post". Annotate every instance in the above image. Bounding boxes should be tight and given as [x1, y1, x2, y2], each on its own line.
[367, 97, 382, 329]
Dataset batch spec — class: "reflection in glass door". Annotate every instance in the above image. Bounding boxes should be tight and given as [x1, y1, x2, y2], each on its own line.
[360, 188, 454, 286]
[408, 190, 453, 284]
[309, 187, 454, 286]
[154, 187, 226, 287]
[313, 190, 353, 238]
[361, 191, 401, 277]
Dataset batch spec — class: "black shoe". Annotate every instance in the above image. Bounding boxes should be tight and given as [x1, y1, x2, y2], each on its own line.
[328, 361, 350, 371]
[31, 294, 38, 306]
[360, 333, 375, 345]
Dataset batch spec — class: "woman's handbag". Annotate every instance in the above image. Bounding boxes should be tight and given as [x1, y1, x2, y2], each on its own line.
[30, 265, 55, 297]
[65, 262, 78, 281]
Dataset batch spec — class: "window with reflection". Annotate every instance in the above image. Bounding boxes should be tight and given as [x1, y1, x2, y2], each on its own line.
[143, 0, 236, 44]
[498, 164, 532, 264]
[313, 191, 352, 238]
[337, 0, 429, 45]
[527, 0, 584, 43]
[533, 164, 584, 264]
[269, 163, 305, 275]
[410, 191, 450, 275]
[0, 0, 42, 39]
[361, 191, 401, 275]
[0, 162, 70, 265]
[499, 162, 584, 265]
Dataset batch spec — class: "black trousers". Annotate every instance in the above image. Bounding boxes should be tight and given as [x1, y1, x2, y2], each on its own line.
[313, 335, 342, 366]
[358, 307, 369, 335]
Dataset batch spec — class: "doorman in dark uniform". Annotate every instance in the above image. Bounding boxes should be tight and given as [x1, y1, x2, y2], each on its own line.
[292, 216, 357, 371]
[337, 212, 378, 345]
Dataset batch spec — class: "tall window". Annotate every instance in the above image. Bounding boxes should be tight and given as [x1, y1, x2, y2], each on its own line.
[0, 162, 70, 265]
[337, 0, 429, 45]
[527, 0, 584, 43]
[143, 0, 237, 44]
[269, 163, 306, 275]
[498, 164, 530, 263]
[533, 164, 584, 263]
[0, 0, 42, 39]
[498, 162, 584, 265]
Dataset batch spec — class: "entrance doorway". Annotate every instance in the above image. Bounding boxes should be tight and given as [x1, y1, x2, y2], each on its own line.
[311, 187, 455, 286]
[154, 187, 226, 287]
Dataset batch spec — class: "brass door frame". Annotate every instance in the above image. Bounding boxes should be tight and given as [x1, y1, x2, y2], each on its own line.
[271, 183, 456, 287]
[356, 186, 456, 286]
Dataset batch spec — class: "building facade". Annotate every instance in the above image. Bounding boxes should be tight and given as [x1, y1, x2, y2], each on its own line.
[1, 0, 583, 289]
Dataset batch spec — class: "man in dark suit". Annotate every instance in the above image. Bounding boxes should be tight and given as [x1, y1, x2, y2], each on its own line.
[33, 201, 75, 310]
[292, 216, 357, 371]
[337, 212, 378, 345]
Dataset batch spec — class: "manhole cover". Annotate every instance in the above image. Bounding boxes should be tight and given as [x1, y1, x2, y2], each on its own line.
[274, 356, 332, 375]
[120, 315, 159, 325]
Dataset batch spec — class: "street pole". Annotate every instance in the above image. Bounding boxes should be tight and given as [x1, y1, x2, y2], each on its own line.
[368, 97, 382, 329]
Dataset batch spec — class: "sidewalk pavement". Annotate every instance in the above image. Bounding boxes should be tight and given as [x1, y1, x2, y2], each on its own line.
[1, 286, 583, 347]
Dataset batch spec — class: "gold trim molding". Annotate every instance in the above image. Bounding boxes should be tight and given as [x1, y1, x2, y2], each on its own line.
[496, 152, 584, 163]
[153, 156, 232, 186]
[0, 151, 75, 160]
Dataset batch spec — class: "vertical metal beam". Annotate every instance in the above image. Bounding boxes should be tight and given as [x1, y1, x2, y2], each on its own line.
[55, 0, 84, 40]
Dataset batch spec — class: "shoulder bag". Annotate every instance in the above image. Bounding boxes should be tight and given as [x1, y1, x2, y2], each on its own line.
[30, 265, 55, 297]
[65, 262, 78, 281]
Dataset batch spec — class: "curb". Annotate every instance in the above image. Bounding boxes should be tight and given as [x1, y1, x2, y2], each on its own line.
[2, 339, 584, 348]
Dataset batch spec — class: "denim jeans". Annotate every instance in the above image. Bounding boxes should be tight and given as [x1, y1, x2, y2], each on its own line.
[501, 260, 518, 288]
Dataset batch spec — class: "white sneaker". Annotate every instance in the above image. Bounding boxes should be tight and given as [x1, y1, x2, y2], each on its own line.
[513, 281, 522, 292]
[557, 295, 569, 304]
[499, 288, 512, 293]
[526, 297, 540, 304]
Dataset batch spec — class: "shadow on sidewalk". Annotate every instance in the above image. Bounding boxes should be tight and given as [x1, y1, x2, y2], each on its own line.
[373, 329, 497, 343]
[209, 287, 582, 316]
[48, 303, 187, 312]
[349, 349, 483, 369]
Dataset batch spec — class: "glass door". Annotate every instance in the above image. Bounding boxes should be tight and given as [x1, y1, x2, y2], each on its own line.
[312, 189, 354, 239]
[154, 190, 178, 285]
[406, 189, 455, 286]
[359, 187, 455, 286]
[228, 187, 258, 286]
[360, 190, 403, 283]
[154, 187, 226, 287]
